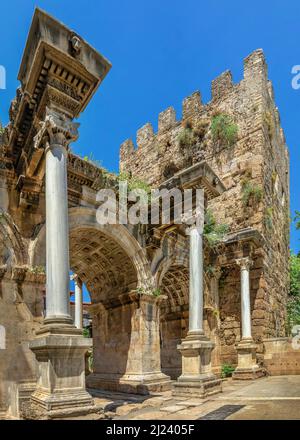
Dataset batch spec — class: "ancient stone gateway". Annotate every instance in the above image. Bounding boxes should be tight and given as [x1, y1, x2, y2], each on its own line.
[0, 8, 294, 419]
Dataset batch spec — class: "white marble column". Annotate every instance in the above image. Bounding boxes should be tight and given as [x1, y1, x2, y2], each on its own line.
[38, 109, 79, 326]
[74, 275, 83, 329]
[236, 257, 253, 340]
[188, 226, 204, 337]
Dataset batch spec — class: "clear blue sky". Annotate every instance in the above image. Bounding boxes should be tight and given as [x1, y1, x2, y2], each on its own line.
[0, 0, 299, 254]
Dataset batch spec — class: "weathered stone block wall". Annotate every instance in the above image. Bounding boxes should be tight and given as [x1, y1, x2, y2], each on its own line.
[0, 276, 44, 412]
[160, 313, 188, 379]
[263, 337, 300, 375]
[120, 49, 290, 355]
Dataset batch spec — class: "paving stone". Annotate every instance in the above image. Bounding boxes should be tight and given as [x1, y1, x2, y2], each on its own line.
[160, 405, 187, 413]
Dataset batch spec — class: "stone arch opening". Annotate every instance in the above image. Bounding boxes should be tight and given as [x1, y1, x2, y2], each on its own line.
[70, 227, 138, 303]
[69, 225, 140, 387]
[30, 206, 155, 392]
[159, 265, 189, 380]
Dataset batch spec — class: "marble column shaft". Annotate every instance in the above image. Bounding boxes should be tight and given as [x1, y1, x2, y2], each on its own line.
[189, 226, 204, 336]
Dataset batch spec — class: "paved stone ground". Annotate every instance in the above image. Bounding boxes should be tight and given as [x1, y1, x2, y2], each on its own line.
[76, 376, 300, 420]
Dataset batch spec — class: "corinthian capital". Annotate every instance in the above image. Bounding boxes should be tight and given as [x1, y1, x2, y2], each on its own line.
[34, 107, 80, 149]
[236, 257, 253, 271]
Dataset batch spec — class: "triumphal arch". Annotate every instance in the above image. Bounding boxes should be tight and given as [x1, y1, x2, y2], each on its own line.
[0, 9, 293, 419]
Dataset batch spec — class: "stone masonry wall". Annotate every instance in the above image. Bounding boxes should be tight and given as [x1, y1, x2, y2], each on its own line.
[120, 49, 290, 361]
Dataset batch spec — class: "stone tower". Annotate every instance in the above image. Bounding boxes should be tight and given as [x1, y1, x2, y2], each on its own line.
[120, 49, 290, 364]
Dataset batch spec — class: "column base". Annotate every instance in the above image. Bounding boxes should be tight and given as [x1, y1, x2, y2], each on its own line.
[26, 325, 94, 419]
[232, 339, 265, 380]
[173, 377, 222, 398]
[25, 389, 95, 420]
[87, 372, 171, 395]
[172, 335, 222, 398]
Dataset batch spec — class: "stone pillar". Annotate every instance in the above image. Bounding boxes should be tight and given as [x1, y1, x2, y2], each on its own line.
[28, 109, 94, 419]
[74, 275, 83, 330]
[233, 257, 264, 380]
[173, 225, 222, 398]
[86, 292, 171, 394]
[188, 227, 204, 337]
[44, 130, 72, 326]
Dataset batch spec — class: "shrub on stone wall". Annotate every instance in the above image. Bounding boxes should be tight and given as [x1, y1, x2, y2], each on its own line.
[178, 118, 209, 151]
[287, 252, 300, 331]
[203, 210, 229, 247]
[241, 179, 263, 207]
[211, 113, 238, 147]
[119, 171, 151, 194]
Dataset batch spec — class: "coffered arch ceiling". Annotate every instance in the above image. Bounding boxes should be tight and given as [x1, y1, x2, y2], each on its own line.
[70, 227, 138, 302]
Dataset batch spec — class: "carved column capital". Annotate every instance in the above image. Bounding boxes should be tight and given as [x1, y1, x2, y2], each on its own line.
[34, 108, 80, 150]
[235, 257, 253, 271]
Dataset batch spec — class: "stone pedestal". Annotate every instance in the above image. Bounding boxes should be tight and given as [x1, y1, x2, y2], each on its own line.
[173, 335, 222, 398]
[232, 339, 264, 380]
[27, 327, 94, 419]
[87, 292, 171, 395]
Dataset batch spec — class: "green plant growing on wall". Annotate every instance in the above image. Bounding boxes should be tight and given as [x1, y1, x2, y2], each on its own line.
[152, 288, 161, 297]
[211, 113, 238, 147]
[83, 152, 103, 168]
[119, 171, 151, 195]
[294, 210, 300, 231]
[204, 265, 215, 276]
[287, 252, 300, 331]
[241, 179, 263, 207]
[178, 118, 209, 150]
[203, 210, 229, 247]
[221, 363, 235, 378]
[29, 266, 46, 274]
[193, 119, 210, 141]
[82, 327, 91, 338]
[178, 125, 194, 150]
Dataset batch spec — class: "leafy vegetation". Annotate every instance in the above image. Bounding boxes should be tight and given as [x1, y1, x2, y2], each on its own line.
[203, 210, 229, 247]
[241, 179, 263, 207]
[83, 152, 103, 168]
[211, 113, 238, 147]
[29, 266, 46, 274]
[119, 171, 151, 195]
[83, 327, 91, 338]
[294, 210, 300, 231]
[152, 288, 161, 297]
[178, 119, 209, 150]
[221, 363, 235, 378]
[287, 252, 300, 330]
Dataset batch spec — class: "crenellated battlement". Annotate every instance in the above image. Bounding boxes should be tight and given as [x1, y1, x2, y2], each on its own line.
[120, 49, 270, 156]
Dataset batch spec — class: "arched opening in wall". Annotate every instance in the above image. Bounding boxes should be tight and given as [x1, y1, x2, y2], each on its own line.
[160, 266, 189, 380]
[69, 226, 139, 389]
